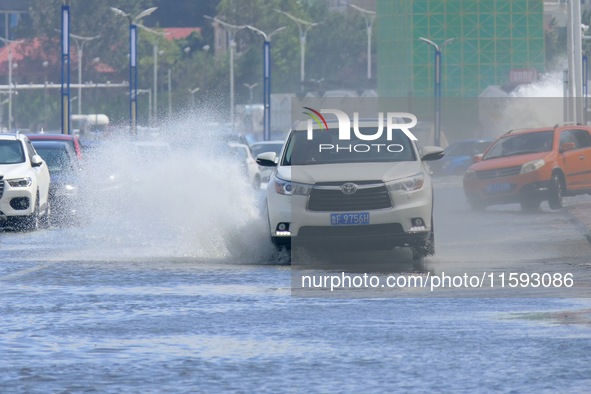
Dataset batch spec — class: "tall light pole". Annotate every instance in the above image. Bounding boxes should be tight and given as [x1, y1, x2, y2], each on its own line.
[0, 35, 22, 131]
[349, 4, 376, 80]
[246, 25, 285, 141]
[70, 33, 99, 115]
[276, 10, 317, 87]
[243, 82, 258, 104]
[419, 37, 454, 147]
[205, 16, 245, 128]
[136, 24, 168, 125]
[60, 0, 70, 134]
[566, 0, 584, 123]
[111, 6, 158, 136]
[134, 89, 152, 128]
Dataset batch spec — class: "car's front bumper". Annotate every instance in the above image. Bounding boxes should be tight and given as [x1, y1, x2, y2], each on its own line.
[0, 186, 36, 218]
[463, 174, 553, 206]
[267, 184, 433, 249]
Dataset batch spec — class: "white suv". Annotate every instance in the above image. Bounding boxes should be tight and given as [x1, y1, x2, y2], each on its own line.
[0, 132, 51, 230]
[256, 121, 444, 260]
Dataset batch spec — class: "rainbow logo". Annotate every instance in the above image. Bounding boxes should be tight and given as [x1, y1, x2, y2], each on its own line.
[302, 107, 328, 130]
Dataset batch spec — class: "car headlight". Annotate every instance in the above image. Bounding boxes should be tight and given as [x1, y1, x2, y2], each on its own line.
[7, 177, 32, 187]
[520, 159, 545, 174]
[273, 178, 312, 196]
[464, 169, 477, 181]
[386, 173, 425, 192]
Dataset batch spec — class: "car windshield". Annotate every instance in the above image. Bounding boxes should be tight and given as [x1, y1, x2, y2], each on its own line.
[483, 130, 554, 160]
[282, 128, 416, 165]
[34, 146, 74, 173]
[446, 141, 491, 156]
[250, 143, 283, 157]
[0, 140, 25, 164]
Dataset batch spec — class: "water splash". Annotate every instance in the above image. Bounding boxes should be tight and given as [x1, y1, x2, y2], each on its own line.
[66, 111, 274, 263]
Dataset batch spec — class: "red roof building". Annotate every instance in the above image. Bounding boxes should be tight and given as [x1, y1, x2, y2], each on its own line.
[162, 27, 201, 41]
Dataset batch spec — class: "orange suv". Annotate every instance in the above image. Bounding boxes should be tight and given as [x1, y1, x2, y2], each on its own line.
[463, 124, 591, 211]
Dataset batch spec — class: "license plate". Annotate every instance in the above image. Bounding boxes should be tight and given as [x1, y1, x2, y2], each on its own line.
[330, 212, 370, 226]
[486, 182, 512, 193]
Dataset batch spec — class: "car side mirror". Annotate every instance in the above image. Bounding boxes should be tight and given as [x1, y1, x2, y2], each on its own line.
[472, 153, 483, 163]
[256, 151, 278, 167]
[31, 154, 43, 167]
[420, 146, 445, 161]
[560, 141, 576, 153]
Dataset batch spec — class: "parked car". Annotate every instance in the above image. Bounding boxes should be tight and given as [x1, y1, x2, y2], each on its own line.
[0, 132, 51, 230]
[463, 125, 591, 211]
[229, 142, 261, 189]
[249, 140, 285, 182]
[256, 120, 444, 260]
[429, 139, 493, 176]
[26, 132, 83, 160]
[30, 140, 82, 226]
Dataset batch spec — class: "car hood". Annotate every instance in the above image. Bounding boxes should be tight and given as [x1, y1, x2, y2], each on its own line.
[471, 152, 548, 171]
[277, 161, 423, 184]
[0, 163, 31, 180]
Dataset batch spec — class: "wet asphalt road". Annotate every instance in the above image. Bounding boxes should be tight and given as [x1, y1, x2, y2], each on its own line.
[1, 177, 591, 393]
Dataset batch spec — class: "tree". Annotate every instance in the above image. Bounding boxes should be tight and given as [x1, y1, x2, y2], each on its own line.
[216, 0, 373, 99]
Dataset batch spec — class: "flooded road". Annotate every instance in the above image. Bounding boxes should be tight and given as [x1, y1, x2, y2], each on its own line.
[2, 171, 591, 392]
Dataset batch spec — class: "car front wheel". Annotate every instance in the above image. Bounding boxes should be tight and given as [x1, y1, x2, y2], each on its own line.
[20, 192, 40, 231]
[548, 173, 564, 210]
[40, 200, 51, 229]
[411, 217, 435, 261]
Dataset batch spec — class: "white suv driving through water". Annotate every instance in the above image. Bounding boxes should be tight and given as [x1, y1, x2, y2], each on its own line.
[0, 132, 51, 230]
[256, 120, 444, 260]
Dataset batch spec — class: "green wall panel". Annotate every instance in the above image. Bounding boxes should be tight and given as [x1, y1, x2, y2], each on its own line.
[378, 0, 545, 97]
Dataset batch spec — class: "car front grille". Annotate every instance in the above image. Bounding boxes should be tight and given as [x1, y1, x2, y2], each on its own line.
[307, 181, 392, 212]
[476, 166, 521, 179]
[0, 176, 4, 199]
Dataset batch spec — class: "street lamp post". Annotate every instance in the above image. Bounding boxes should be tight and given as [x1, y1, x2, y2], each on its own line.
[61, 0, 70, 134]
[111, 6, 158, 136]
[246, 25, 285, 141]
[276, 10, 317, 87]
[135, 89, 152, 128]
[136, 24, 168, 125]
[70, 33, 99, 116]
[205, 16, 245, 128]
[243, 82, 258, 104]
[0, 35, 22, 131]
[419, 37, 454, 147]
[0, 91, 9, 130]
[349, 4, 376, 80]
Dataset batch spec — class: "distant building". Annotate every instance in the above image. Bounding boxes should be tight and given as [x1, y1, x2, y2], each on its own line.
[162, 27, 201, 41]
[377, 0, 546, 97]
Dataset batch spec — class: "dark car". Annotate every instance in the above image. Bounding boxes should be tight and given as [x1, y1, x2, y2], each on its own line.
[26, 133, 83, 161]
[30, 140, 82, 225]
[429, 139, 493, 176]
